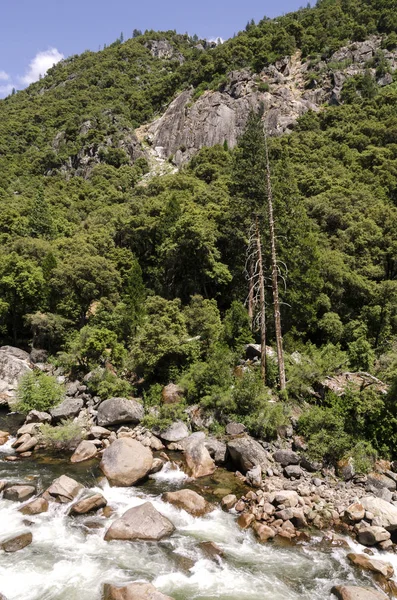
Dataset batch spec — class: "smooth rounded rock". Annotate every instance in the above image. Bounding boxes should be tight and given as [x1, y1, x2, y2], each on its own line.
[100, 438, 153, 487]
[104, 502, 175, 542]
[70, 440, 98, 463]
[70, 493, 107, 515]
[162, 489, 211, 516]
[1, 532, 32, 552]
[97, 398, 144, 427]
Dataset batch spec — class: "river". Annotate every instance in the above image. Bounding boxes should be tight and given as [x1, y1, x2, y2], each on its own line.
[0, 438, 392, 600]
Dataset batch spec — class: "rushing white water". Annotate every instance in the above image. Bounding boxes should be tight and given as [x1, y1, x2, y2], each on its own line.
[0, 448, 392, 600]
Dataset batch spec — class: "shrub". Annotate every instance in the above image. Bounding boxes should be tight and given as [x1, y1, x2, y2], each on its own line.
[240, 402, 288, 440]
[142, 401, 188, 431]
[86, 369, 133, 399]
[40, 419, 84, 451]
[16, 371, 64, 414]
[298, 405, 351, 464]
[350, 440, 377, 474]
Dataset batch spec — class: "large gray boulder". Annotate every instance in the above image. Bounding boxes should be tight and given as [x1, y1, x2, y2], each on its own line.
[103, 581, 174, 600]
[181, 433, 216, 478]
[50, 397, 84, 423]
[0, 346, 32, 407]
[43, 475, 83, 503]
[273, 450, 300, 467]
[361, 496, 397, 531]
[97, 398, 144, 427]
[159, 420, 189, 442]
[100, 438, 153, 486]
[332, 586, 388, 600]
[227, 435, 271, 474]
[104, 502, 175, 541]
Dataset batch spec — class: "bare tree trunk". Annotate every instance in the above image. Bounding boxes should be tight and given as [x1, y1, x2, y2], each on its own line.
[264, 131, 286, 390]
[248, 259, 254, 330]
[255, 217, 266, 384]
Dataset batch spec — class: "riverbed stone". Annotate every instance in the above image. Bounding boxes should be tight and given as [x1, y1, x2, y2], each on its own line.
[100, 438, 153, 486]
[97, 398, 144, 427]
[70, 440, 98, 463]
[15, 435, 38, 453]
[3, 485, 36, 502]
[367, 472, 397, 492]
[70, 493, 107, 515]
[162, 489, 211, 516]
[1, 532, 32, 552]
[360, 496, 397, 531]
[204, 438, 227, 464]
[88, 426, 112, 439]
[252, 522, 276, 542]
[227, 435, 270, 474]
[50, 397, 84, 423]
[182, 433, 216, 478]
[159, 421, 189, 442]
[273, 450, 300, 467]
[198, 541, 224, 560]
[43, 474, 83, 503]
[347, 553, 394, 579]
[104, 502, 175, 542]
[331, 586, 387, 600]
[356, 525, 390, 546]
[273, 490, 299, 508]
[284, 465, 302, 479]
[25, 410, 51, 424]
[221, 494, 237, 510]
[246, 465, 262, 487]
[103, 582, 174, 600]
[345, 502, 365, 522]
[19, 498, 48, 515]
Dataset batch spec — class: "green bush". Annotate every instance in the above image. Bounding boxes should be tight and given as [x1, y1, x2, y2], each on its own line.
[40, 419, 84, 451]
[298, 405, 351, 464]
[86, 369, 133, 399]
[16, 371, 64, 414]
[142, 401, 188, 432]
[239, 402, 288, 440]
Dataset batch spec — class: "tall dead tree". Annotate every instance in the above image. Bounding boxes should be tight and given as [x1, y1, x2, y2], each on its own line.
[245, 219, 267, 383]
[264, 127, 286, 390]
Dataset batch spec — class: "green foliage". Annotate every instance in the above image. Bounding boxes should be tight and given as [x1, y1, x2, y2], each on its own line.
[222, 301, 253, 349]
[86, 369, 133, 399]
[16, 370, 64, 413]
[40, 419, 85, 451]
[142, 401, 188, 431]
[298, 405, 351, 464]
[60, 325, 126, 372]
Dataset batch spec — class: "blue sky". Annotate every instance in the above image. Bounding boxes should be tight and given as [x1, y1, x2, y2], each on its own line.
[0, 0, 307, 97]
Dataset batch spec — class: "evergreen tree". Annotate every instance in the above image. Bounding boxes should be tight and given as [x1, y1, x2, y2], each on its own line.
[28, 188, 53, 239]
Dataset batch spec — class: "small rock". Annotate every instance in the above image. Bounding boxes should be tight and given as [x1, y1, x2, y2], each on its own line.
[70, 493, 107, 515]
[237, 513, 255, 529]
[161, 383, 184, 404]
[345, 503, 365, 522]
[331, 585, 387, 600]
[198, 541, 224, 560]
[43, 475, 83, 503]
[284, 465, 302, 479]
[102, 582, 174, 600]
[357, 525, 390, 547]
[252, 522, 276, 542]
[19, 498, 48, 515]
[221, 494, 237, 510]
[70, 440, 98, 463]
[1, 532, 32, 552]
[159, 421, 189, 442]
[97, 397, 144, 427]
[246, 465, 262, 487]
[162, 489, 211, 516]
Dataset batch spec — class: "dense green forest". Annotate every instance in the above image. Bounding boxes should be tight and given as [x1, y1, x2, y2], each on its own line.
[1, 0, 397, 469]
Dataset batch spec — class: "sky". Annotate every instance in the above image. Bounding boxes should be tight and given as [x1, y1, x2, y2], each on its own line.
[0, 0, 307, 98]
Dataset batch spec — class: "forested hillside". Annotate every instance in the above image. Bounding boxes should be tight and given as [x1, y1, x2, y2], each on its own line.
[1, 0, 397, 468]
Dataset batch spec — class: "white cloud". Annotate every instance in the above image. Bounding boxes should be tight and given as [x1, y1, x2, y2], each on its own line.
[20, 48, 64, 85]
[0, 70, 9, 81]
[0, 83, 14, 97]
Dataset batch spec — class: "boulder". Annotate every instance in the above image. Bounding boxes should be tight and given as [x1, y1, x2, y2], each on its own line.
[182, 433, 216, 478]
[357, 525, 390, 546]
[284, 465, 302, 479]
[19, 498, 48, 515]
[104, 502, 175, 542]
[347, 553, 394, 579]
[17, 423, 41, 436]
[345, 503, 365, 522]
[204, 438, 227, 464]
[159, 421, 189, 442]
[70, 493, 107, 515]
[100, 438, 153, 487]
[361, 496, 397, 531]
[161, 383, 184, 404]
[50, 397, 84, 423]
[88, 426, 112, 439]
[273, 490, 299, 508]
[252, 522, 276, 542]
[221, 494, 237, 510]
[3, 485, 36, 502]
[225, 422, 246, 435]
[25, 410, 51, 424]
[332, 586, 388, 600]
[15, 435, 38, 453]
[0, 346, 32, 406]
[273, 450, 300, 467]
[70, 440, 98, 463]
[246, 465, 262, 487]
[367, 473, 396, 492]
[97, 398, 144, 427]
[162, 489, 211, 516]
[43, 475, 83, 503]
[103, 582, 174, 600]
[227, 436, 271, 474]
[198, 541, 224, 560]
[1, 532, 32, 552]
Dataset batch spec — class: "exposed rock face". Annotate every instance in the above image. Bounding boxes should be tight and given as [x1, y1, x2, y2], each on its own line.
[182, 433, 216, 478]
[97, 398, 144, 427]
[70, 440, 98, 463]
[1, 532, 32, 552]
[145, 39, 184, 63]
[161, 383, 184, 404]
[19, 498, 48, 515]
[43, 475, 83, 503]
[332, 586, 388, 600]
[99, 438, 153, 486]
[204, 438, 227, 464]
[3, 485, 36, 502]
[162, 489, 211, 516]
[361, 497, 397, 531]
[50, 397, 84, 423]
[159, 421, 189, 442]
[104, 502, 175, 542]
[70, 493, 107, 515]
[0, 346, 32, 407]
[227, 435, 270, 474]
[103, 581, 174, 600]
